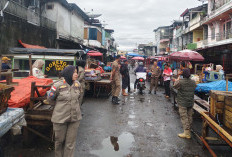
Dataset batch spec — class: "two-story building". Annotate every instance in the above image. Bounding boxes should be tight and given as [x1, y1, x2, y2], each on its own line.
[154, 26, 173, 55]
[41, 0, 89, 49]
[0, 0, 57, 53]
[197, 0, 232, 73]
[179, 4, 208, 50]
[0, 0, 90, 53]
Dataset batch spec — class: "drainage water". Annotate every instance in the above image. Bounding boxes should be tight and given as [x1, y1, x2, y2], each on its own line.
[90, 132, 135, 157]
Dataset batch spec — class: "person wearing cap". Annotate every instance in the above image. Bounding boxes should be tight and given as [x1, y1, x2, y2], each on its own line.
[1, 57, 11, 80]
[110, 55, 121, 104]
[120, 59, 130, 96]
[173, 68, 196, 139]
[47, 65, 81, 157]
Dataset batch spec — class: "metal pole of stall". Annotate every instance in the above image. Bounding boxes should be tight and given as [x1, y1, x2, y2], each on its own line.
[29, 54, 32, 76]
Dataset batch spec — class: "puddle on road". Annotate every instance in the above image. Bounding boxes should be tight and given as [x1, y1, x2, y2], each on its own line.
[128, 121, 139, 128]
[138, 97, 145, 103]
[144, 122, 153, 127]
[128, 114, 135, 119]
[90, 132, 135, 157]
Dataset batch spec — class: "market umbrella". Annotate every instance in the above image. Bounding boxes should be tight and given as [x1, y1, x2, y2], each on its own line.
[120, 56, 126, 59]
[169, 49, 204, 61]
[88, 50, 101, 53]
[87, 52, 103, 56]
[132, 57, 144, 61]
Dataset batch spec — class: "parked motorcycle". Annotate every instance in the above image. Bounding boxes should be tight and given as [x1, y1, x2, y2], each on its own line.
[136, 72, 146, 94]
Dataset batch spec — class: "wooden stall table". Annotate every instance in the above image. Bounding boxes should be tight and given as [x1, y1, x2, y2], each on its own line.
[200, 111, 232, 157]
[93, 79, 112, 98]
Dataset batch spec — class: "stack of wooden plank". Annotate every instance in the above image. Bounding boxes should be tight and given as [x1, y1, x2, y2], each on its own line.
[210, 90, 232, 122]
[224, 96, 232, 130]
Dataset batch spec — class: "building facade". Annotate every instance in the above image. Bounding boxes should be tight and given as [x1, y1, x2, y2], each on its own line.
[0, 0, 57, 54]
[41, 0, 89, 49]
[154, 26, 172, 55]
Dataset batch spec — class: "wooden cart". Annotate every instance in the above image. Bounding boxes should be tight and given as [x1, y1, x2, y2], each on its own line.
[200, 111, 232, 157]
[23, 81, 55, 144]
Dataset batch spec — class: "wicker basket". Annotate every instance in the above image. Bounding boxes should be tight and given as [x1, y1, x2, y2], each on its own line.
[0, 83, 14, 115]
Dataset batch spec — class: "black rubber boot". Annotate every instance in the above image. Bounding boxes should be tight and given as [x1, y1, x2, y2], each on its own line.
[113, 97, 120, 105]
[112, 96, 115, 103]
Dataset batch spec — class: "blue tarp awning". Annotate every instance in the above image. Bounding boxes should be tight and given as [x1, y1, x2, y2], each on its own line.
[195, 80, 232, 93]
[126, 53, 143, 57]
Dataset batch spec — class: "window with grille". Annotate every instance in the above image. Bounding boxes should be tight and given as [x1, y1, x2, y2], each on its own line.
[211, 26, 215, 40]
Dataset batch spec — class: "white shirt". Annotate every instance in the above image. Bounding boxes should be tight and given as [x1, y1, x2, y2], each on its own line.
[32, 68, 45, 78]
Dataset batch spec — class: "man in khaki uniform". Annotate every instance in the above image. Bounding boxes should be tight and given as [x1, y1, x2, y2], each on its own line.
[110, 55, 121, 104]
[149, 61, 161, 94]
[47, 66, 81, 157]
[76, 60, 86, 105]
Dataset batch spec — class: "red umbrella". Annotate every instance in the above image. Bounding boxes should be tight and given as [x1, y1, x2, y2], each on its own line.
[169, 49, 204, 61]
[120, 56, 126, 59]
[87, 52, 103, 56]
[132, 57, 144, 61]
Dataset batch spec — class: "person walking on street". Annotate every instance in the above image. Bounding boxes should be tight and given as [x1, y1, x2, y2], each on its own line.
[76, 60, 86, 105]
[120, 60, 130, 96]
[163, 63, 172, 98]
[110, 55, 121, 104]
[173, 69, 196, 139]
[149, 61, 161, 94]
[47, 66, 81, 157]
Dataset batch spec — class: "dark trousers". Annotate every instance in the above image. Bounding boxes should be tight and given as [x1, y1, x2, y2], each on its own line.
[164, 80, 170, 97]
[128, 76, 131, 92]
[134, 79, 139, 89]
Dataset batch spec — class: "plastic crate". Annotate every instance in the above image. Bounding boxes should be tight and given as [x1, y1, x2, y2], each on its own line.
[0, 83, 14, 115]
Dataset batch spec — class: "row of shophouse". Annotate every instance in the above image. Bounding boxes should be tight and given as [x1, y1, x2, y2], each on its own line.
[154, 0, 232, 73]
[0, 0, 117, 56]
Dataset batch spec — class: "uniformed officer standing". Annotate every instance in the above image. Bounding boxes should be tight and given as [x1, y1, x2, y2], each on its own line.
[76, 60, 86, 105]
[110, 55, 121, 104]
[47, 65, 81, 157]
[149, 61, 161, 94]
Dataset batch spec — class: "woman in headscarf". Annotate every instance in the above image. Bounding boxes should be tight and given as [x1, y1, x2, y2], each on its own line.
[76, 60, 86, 105]
[32, 59, 46, 78]
[216, 65, 225, 80]
[47, 65, 81, 157]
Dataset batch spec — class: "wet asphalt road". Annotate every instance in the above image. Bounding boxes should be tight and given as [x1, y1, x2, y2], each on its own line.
[3, 71, 225, 157]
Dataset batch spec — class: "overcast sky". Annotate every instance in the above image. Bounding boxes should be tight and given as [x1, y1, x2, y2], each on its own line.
[67, 0, 203, 51]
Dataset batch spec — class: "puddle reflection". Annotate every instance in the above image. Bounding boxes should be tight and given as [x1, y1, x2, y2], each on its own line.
[90, 132, 135, 157]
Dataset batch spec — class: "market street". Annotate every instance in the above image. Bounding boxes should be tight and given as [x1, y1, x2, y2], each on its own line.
[3, 72, 212, 157]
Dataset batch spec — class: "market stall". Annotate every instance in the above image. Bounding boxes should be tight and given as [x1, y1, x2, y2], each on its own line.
[170, 49, 205, 105]
[87, 51, 103, 62]
[85, 62, 112, 98]
[0, 48, 84, 143]
[198, 90, 232, 156]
